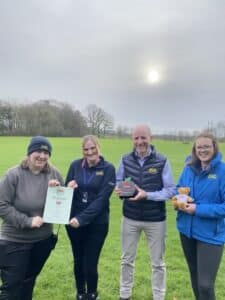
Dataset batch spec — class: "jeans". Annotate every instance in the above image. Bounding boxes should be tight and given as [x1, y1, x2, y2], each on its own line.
[66, 223, 108, 295]
[0, 235, 54, 300]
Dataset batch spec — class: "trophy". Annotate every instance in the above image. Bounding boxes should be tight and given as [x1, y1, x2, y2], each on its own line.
[117, 178, 137, 198]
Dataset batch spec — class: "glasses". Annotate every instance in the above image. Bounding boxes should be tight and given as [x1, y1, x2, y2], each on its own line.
[196, 145, 213, 150]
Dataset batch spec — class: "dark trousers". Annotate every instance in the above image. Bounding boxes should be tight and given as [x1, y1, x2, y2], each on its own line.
[180, 233, 224, 300]
[66, 223, 108, 294]
[0, 235, 54, 300]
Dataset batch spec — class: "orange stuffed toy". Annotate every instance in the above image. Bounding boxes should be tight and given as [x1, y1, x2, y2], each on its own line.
[172, 187, 193, 209]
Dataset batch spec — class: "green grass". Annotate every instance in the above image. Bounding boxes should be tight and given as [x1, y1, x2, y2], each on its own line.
[1, 137, 225, 299]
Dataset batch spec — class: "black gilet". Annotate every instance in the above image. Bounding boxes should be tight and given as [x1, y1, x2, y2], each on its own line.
[122, 146, 167, 222]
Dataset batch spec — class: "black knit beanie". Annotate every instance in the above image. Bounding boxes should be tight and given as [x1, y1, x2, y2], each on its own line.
[27, 136, 52, 156]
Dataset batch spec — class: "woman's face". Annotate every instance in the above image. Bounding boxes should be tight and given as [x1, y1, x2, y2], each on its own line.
[195, 137, 215, 165]
[83, 140, 99, 166]
[28, 150, 49, 172]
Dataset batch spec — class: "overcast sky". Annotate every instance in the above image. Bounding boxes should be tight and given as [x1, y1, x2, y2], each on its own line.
[1, 0, 225, 133]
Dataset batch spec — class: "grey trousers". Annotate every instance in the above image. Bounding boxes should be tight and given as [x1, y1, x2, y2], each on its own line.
[120, 217, 166, 300]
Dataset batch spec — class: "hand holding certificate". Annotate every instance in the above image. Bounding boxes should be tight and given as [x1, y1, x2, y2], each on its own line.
[43, 186, 73, 224]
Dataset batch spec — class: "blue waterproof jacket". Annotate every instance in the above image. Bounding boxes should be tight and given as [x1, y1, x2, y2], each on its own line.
[176, 153, 225, 245]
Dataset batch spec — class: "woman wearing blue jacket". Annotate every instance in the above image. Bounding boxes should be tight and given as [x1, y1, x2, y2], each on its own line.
[176, 132, 225, 300]
[65, 135, 116, 300]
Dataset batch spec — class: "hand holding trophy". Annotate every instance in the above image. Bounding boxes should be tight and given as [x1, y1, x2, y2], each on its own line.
[117, 177, 137, 199]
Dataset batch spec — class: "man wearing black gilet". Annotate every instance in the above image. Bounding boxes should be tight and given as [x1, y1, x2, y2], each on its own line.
[116, 124, 176, 300]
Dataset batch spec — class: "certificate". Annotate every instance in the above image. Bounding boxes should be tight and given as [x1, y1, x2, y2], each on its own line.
[43, 186, 73, 224]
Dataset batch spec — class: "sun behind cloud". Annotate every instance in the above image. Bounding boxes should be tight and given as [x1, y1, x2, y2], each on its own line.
[147, 70, 160, 84]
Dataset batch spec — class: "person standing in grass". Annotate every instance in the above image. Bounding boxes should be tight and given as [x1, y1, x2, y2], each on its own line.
[0, 136, 64, 300]
[176, 132, 225, 300]
[116, 124, 176, 300]
[65, 135, 116, 300]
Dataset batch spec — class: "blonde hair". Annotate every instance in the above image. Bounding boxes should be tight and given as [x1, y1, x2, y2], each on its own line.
[20, 157, 51, 173]
[82, 135, 101, 155]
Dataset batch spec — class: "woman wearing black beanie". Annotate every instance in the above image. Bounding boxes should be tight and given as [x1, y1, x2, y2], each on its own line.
[0, 136, 63, 300]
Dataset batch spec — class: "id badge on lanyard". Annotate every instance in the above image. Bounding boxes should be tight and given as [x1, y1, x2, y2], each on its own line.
[82, 191, 88, 203]
[82, 168, 95, 203]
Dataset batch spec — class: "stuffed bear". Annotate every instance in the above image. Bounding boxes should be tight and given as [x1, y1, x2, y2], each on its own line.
[172, 187, 193, 209]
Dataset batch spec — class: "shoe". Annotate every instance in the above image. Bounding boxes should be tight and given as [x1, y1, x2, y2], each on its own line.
[87, 292, 99, 299]
[77, 294, 87, 300]
[119, 297, 130, 300]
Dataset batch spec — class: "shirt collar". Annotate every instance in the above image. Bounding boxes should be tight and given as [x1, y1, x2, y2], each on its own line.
[135, 146, 152, 159]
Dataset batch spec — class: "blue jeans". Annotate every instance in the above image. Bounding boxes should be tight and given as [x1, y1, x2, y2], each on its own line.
[0, 235, 54, 300]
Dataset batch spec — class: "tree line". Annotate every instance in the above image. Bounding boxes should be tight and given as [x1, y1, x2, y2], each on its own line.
[1, 99, 225, 140]
[0, 100, 115, 137]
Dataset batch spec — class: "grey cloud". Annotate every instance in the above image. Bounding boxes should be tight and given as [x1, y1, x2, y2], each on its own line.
[0, 0, 225, 132]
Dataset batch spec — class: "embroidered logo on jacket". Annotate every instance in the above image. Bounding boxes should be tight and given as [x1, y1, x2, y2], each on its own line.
[208, 174, 217, 179]
[148, 168, 158, 174]
[96, 171, 104, 176]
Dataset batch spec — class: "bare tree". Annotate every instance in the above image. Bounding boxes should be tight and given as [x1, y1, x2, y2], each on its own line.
[216, 121, 225, 139]
[102, 111, 114, 136]
[0, 99, 88, 136]
[0, 101, 16, 135]
[85, 104, 114, 137]
[116, 125, 130, 137]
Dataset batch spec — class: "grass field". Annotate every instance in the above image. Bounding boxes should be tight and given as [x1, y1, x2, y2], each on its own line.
[1, 136, 225, 300]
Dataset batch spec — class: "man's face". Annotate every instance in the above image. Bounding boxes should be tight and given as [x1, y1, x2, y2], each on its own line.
[132, 126, 151, 156]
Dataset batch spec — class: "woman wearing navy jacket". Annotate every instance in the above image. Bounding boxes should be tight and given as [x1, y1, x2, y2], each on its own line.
[65, 135, 116, 300]
[176, 132, 225, 300]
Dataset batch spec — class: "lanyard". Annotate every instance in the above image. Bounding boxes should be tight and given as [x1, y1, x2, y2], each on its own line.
[82, 168, 95, 191]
